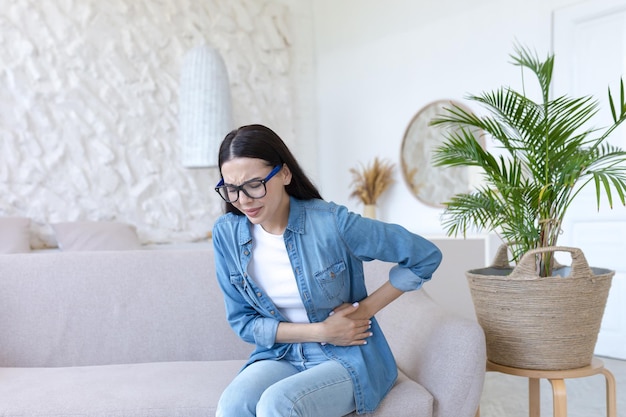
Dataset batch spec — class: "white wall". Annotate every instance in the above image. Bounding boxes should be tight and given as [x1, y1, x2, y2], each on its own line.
[0, 0, 316, 247]
[2, 0, 595, 248]
[311, 0, 580, 237]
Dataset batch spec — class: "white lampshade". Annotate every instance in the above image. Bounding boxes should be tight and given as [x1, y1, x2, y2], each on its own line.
[180, 44, 233, 168]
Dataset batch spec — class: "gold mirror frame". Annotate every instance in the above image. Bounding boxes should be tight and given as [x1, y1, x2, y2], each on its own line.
[400, 99, 483, 208]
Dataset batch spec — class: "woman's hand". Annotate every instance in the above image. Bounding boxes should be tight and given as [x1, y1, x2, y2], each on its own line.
[321, 302, 373, 346]
[276, 282, 402, 346]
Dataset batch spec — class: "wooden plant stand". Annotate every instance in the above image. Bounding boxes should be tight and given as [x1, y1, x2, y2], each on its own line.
[476, 357, 616, 417]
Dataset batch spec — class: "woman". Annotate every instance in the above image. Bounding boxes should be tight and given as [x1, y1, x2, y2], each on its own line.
[213, 124, 442, 417]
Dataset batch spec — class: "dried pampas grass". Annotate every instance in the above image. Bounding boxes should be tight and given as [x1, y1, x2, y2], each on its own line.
[349, 158, 395, 205]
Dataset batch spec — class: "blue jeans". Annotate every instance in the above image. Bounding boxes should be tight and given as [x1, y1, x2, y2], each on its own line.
[216, 343, 356, 417]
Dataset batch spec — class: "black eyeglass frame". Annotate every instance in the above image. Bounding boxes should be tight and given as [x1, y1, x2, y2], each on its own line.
[214, 165, 282, 203]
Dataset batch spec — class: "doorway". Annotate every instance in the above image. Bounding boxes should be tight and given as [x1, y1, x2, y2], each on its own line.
[553, 0, 626, 360]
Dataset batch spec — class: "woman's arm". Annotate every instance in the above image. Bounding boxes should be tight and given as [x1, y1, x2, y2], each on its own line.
[275, 281, 403, 345]
[351, 280, 403, 319]
[330, 205, 443, 321]
[275, 302, 373, 346]
[331, 281, 403, 321]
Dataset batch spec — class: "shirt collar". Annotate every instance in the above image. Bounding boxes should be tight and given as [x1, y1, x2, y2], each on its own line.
[285, 196, 305, 235]
[236, 196, 306, 246]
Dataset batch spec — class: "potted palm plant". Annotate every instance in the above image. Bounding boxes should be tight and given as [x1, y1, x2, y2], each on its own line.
[432, 44, 626, 370]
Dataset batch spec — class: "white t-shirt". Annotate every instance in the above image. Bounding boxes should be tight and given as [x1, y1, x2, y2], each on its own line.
[248, 223, 309, 323]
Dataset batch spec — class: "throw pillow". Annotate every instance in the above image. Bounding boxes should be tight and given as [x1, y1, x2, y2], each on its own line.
[0, 217, 31, 253]
[52, 221, 142, 251]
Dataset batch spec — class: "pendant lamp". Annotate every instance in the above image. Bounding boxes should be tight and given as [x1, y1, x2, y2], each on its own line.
[180, 44, 233, 168]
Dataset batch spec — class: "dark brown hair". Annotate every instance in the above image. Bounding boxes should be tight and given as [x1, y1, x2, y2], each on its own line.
[218, 124, 322, 214]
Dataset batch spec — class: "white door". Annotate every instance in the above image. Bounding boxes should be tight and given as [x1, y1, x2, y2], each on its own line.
[553, 0, 626, 360]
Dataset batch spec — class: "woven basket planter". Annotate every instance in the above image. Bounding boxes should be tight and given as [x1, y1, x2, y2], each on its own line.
[467, 246, 613, 370]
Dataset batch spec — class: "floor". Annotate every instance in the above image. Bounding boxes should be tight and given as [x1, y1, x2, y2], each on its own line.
[478, 356, 626, 417]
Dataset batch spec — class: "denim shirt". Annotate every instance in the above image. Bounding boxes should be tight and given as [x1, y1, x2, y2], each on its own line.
[212, 197, 442, 414]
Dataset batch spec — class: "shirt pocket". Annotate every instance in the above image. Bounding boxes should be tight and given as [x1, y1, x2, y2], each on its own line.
[313, 260, 347, 300]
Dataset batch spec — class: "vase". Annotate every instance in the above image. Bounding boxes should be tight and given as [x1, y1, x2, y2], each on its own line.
[363, 204, 376, 219]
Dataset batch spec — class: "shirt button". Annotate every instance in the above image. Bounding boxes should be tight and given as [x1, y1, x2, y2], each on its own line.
[244, 250, 250, 256]
[330, 272, 335, 278]
[257, 292, 262, 297]
[270, 310, 275, 315]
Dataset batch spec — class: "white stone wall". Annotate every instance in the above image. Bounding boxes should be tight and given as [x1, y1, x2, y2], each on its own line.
[0, 0, 312, 247]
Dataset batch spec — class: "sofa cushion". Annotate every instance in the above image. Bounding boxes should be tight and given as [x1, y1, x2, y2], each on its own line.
[0, 217, 31, 253]
[0, 360, 245, 417]
[348, 370, 433, 416]
[52, 221, 142, 251]
[0, 362, 433, 417]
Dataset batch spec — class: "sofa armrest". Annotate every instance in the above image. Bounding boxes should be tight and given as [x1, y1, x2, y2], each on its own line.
[412, 298, 486, 417]
[365, 260, 486, 417]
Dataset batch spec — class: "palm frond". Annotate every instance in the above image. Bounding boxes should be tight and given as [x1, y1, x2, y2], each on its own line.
[608, 79, 626, 123]
[510, 43, 554, 103]
[440, 189, 503, 237]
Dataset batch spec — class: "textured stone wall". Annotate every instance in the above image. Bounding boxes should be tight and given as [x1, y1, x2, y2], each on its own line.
[0, 0, 308, 247]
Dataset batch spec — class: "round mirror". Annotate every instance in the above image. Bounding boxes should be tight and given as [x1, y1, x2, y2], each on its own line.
[400, 99, 482, 207]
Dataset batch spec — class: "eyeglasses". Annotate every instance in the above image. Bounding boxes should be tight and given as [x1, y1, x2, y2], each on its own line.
[215, 165, 282, 203]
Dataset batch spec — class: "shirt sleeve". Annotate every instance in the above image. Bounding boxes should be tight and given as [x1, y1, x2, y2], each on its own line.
[253, 317, 280, 348]
[334, 204, 443, 291]
[388, 264, 431, 291]
[213, 222, 281, 347]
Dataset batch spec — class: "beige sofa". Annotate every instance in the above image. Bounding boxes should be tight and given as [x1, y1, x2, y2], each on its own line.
[0, 248, 486, 417]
